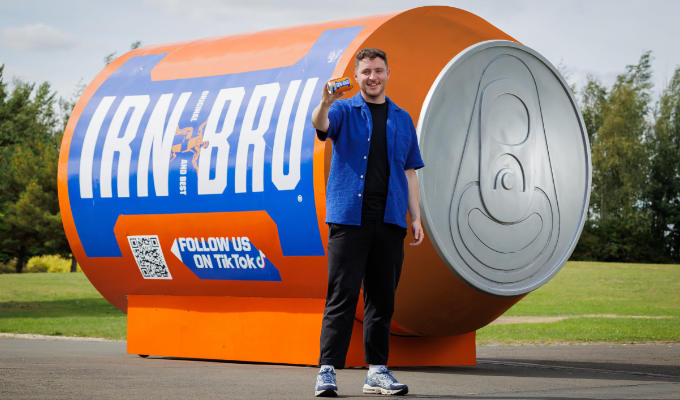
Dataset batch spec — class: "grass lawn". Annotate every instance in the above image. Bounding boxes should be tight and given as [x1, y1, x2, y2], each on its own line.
[0, 261, 678, 343]
[477, 261, 680, 344]
[0, 273, 125, 339]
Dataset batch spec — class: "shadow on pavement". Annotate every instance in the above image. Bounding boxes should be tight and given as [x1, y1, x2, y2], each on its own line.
[393, 358, 680, 383]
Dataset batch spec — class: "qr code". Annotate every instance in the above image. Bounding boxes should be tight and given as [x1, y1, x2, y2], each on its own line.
[128, 235, 172, 279]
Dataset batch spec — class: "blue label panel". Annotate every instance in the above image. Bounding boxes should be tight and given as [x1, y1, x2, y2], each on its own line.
[171, 236, 281, 281]
[67, 27, 363, 258]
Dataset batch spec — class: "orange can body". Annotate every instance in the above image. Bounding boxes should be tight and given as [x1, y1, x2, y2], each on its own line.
[58, 5, 589, 355]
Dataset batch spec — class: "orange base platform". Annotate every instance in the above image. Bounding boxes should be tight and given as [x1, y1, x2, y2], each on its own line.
[127, 295, 476, 366]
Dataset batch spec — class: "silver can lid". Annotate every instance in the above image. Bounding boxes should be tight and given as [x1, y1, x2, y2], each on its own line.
[416, 40, 591, 296]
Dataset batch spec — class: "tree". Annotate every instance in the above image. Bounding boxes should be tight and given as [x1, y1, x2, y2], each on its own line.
[104, 40, 142, 65]
[574, 52, 655, 261]
[0, 65, 68, 272]
[647, 67, 680, 262]
[572, 77, 609, 260]
[580, 77, 608, 150]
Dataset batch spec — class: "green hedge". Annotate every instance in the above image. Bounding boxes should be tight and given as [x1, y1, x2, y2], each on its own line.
[0, 255, 80, 273]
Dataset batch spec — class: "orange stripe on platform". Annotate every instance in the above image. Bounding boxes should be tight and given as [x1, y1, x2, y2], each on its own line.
[127, 295, 476, 366]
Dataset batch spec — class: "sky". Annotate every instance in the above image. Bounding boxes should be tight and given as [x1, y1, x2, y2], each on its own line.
[1, 0, 678, 102]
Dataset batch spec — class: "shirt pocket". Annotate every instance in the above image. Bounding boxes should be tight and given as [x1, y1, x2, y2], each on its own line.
[393, 127, 412, 165]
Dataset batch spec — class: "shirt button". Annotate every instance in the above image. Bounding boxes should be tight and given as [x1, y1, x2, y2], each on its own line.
[363, 155, 367, 160]
[358, 193, 362, 197]
[368, 138, 370, 142]
[360, 175, 364, 179]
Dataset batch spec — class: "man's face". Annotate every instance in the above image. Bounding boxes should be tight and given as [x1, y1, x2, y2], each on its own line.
[354, 56, 390, 103]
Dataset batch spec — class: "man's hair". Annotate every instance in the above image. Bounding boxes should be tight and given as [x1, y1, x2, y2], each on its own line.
[354, 48, 388, 70]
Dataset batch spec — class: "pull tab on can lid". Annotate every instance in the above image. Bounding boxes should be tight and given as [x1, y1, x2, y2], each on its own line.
[416, 40, 591, 297]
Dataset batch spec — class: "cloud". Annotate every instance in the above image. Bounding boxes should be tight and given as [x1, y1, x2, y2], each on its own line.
[1, 23, 78, 51]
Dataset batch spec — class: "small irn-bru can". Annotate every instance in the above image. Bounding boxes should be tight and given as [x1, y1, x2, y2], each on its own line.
[327, 77, 352, 95]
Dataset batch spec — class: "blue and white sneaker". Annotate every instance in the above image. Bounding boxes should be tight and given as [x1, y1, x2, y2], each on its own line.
[363, 366, 408, 395]
[315, 366, 338, 397]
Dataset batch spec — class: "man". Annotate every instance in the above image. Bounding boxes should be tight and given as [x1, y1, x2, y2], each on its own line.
[311, 48, 424, 397]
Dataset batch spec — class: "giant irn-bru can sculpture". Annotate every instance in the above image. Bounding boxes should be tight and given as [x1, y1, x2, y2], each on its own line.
[58, 6, 590, 366]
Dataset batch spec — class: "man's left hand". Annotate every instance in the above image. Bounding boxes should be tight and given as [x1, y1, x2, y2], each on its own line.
[410, 219, 424, 246]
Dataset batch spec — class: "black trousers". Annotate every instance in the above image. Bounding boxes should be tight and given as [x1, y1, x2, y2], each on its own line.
[319, 220, 406, 368]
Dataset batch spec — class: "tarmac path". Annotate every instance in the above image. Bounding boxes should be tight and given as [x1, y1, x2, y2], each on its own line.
[1, 335, 678, 399]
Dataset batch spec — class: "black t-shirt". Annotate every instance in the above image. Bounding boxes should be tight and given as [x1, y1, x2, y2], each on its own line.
[362, 101, 389, 221]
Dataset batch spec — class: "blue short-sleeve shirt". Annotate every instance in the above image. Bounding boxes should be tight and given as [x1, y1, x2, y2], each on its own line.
[316, 92, 424, 228]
